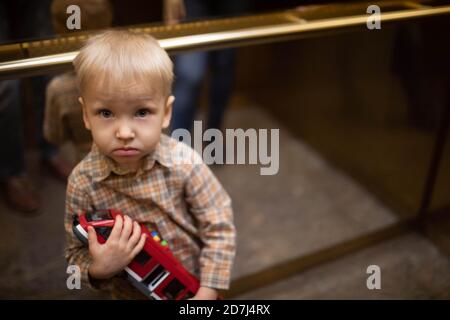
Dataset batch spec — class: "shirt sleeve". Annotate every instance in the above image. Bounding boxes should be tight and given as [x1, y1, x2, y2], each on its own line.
[184, 158, 236, 290]
[64, 174, 110, 291]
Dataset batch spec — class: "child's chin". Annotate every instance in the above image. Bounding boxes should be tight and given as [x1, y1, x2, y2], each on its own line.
[114, 156, 140, 164]
[110, 154, 135, 163]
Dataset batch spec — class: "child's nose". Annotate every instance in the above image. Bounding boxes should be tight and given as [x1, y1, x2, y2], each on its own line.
[116, 121, 135, 140]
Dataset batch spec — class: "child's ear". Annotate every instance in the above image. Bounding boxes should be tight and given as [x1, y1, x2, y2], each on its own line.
[162, 95, 174, 129]
[79, 97, 91, 131]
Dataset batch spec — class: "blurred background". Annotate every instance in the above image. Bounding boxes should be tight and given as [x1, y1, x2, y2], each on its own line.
[0, 0, 449, 299]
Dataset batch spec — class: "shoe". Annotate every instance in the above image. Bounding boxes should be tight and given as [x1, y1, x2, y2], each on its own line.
[2, 175, 41, 213]
[43, 153, 74, 182]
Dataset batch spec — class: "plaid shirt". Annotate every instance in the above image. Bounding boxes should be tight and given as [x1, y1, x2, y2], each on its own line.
[64, 134, 236, 298]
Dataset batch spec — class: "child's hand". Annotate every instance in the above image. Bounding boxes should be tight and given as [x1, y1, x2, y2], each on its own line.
[190, 287, 219, 300]
[88, 215, 146, 280]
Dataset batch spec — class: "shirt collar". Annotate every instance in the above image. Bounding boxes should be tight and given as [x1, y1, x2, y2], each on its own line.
[89, 135, 173, 182]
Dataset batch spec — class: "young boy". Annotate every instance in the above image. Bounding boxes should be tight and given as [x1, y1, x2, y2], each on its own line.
[64, 30, 236, 300]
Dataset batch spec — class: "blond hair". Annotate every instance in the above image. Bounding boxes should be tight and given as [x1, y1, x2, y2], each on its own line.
[73, 30, 173, 98]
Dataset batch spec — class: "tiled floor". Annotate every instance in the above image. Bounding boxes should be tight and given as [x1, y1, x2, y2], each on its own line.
[235, 233, 450, 299]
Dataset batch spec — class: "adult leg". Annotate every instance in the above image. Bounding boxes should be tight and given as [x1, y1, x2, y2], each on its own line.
[206, 0, 244, 130]
[17, 0, 72, 181]
[0, 81, 41, 212]
[170, 0, 210, 132]
[0, 81, 25, 179]
[171, 52, 209, 132]
[207, 48, 236, 130]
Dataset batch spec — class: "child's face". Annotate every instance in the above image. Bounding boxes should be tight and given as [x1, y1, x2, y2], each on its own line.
[80, 81, 174, 171]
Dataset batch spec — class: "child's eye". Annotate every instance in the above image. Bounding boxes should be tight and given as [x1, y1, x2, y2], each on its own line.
[98, 109, 113, 118]
[135, 108, 151, 118]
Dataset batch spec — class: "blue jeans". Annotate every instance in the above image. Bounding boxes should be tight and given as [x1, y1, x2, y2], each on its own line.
[171, 49, 236, 131]
[0, 80, 26, 180]
[170, 0, 244, 132]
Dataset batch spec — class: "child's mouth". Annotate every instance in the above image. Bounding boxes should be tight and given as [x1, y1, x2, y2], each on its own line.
[112, 148, 140, 157]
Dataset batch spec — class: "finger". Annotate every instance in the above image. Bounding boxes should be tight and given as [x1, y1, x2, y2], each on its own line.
[119, 215, 133, 243]
[87, 226, 99, 250]
[108, 214, 123, 241]
[127, 221, 141, 250]
[130, 234, 147, 258]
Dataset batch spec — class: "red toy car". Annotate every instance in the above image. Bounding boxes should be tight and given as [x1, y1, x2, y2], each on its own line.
[72, 209, 200, 300]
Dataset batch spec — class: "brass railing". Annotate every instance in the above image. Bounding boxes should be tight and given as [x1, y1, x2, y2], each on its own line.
[1, 1, 450, 80]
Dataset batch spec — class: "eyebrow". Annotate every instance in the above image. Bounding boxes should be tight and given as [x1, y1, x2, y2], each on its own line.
[94, 95, 155, 102]
[90, 101, 159, 113]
